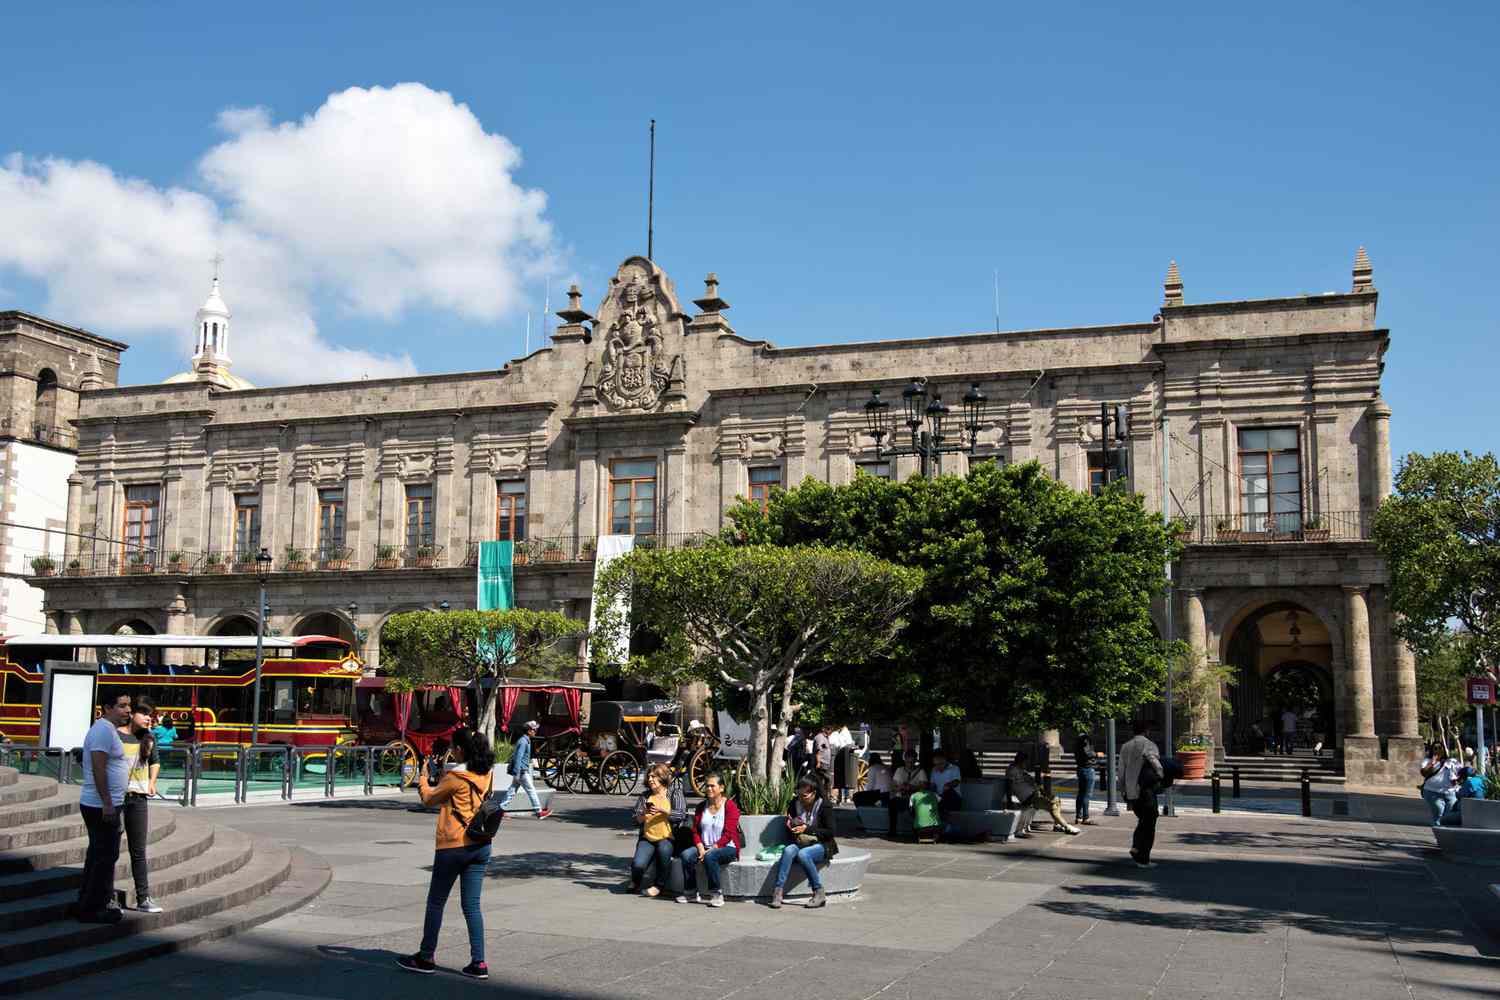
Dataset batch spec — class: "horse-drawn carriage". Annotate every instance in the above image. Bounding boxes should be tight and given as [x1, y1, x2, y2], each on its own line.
[549, 699, 749, 795]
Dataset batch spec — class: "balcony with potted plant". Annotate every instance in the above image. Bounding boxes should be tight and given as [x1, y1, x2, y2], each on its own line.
[64, 557, 85, 577]
[317, 544, 352, 571]
[202, 550, 227, 574]
[29, 555, 56, 578]
[164, 551, 189, 574]
[403, 544, 441, 568]
[373, 544, 400, 569]
[283, 545, 310, 572]
[124, 548, 156, 575]
[231, 549, 260, 574]
[1299, 515, 1330, 542]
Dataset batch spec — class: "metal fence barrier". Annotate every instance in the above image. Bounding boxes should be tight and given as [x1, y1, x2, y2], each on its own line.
[2, 741, 402, 807]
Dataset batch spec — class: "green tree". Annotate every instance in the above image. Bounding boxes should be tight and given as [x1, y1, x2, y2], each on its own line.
[1374, 451, 1500, 667]
[381, 609, 586, 744]
[591, 543, 922, 783]
[726, 461, 1178, 735]
[1416, 630, 1475, 750]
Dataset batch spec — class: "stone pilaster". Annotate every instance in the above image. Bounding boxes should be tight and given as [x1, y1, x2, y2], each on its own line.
[1390, 628, 1419, 739]
[64, 475, 82, 562]
[1342, 585, 1375, 737]
[1181, 588, 1220, 749]
[1368, 396, 1392, 506]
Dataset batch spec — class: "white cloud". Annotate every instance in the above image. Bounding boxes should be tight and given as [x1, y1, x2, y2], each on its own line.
[0, 84, 558, 385]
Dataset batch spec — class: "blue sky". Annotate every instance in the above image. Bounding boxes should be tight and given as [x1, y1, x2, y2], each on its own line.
[1, 2, 1495, 461]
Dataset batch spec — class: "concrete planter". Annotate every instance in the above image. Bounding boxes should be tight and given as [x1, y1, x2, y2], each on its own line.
[737, 813, 792, 851]
[1465, 798, 1500, 831]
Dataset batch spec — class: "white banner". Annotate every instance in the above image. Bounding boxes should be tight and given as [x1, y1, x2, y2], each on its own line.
[715, 710, 751, 759]
[588, 534, 636, 665]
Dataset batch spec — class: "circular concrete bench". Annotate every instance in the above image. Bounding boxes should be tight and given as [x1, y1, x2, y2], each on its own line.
[855, 779, 1020, 841]
[666, 814, 869, 900]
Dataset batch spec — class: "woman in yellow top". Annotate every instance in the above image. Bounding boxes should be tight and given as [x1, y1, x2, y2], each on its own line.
[628, 763, 684, 897]
[397, 728, 495, 980]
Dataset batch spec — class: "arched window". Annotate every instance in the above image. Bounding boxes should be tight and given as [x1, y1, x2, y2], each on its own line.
[211, 322, 219, 353]
[33, 368, 59, 441]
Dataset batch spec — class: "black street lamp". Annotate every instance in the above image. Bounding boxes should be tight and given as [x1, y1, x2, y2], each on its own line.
[250, 546, 273, 745]
[865, 379, 988, 477]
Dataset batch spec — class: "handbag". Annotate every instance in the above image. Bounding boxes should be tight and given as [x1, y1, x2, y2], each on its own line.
[796, 832, 818, 848]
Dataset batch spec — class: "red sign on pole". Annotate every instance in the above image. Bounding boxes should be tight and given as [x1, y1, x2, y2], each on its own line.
[1468, 677, 1496, 705]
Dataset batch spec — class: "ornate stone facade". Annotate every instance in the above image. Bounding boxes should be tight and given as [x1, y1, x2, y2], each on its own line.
[26, 251, 1420, 783]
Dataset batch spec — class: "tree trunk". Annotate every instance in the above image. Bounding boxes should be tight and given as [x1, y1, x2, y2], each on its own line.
[478, 683, 500, 747]
[769, 670, 799, 787]
[748, 684, 771, 782]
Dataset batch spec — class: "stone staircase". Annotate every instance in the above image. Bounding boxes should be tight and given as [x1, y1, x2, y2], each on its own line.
[0, 765, 330, 995]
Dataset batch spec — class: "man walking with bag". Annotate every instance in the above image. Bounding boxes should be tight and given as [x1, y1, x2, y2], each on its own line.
[1119, 719, 1163, 869]
[497, 719, 550, 818]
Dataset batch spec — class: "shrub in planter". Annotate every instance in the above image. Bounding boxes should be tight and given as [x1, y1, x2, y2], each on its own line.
[64, 558, 84, 577]
[204, 552, 226, 573]
[283, 546, 309, 572]
[374, 544, 399, 569]
[30, 555, 56, 577]
[414, 544, 436, 568]
[165, 551, 188, 573]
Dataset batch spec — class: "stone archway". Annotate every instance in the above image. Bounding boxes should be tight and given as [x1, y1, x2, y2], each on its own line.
[291, 610, 356, 646]
[1219, 600, 1338, 754]
[102, 617, 159, 669]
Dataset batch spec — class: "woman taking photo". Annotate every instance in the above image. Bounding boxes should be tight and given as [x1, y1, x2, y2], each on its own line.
[628, 763, 684, 897]
[770, 775, 838, 910]
[397, 727, 495, 980]
[119, 696, 162, 913]
[677, 771, 742, 907]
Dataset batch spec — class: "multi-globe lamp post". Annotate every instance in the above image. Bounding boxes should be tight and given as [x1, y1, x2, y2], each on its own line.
[862, 378, 988, 477]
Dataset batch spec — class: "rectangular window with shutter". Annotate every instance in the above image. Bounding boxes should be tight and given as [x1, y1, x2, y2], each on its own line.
[609, 459, 657, 536]
[405, 484, 435, 550]
[122, 485, 161, 563]
[496, 480, 527, 541]
[233, 493, 261, 560]
[317, 488, 346, 560]
[855, 461, 893, 481]
[748, 467, 782, 511]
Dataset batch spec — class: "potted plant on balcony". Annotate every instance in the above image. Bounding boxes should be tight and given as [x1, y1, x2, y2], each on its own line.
[1168, 517, 1196, 544]
[541, 539, 565, 562]
[413, 544, 436, 568]
[1215, 518, 1242, 543]
[30, 555, 56, 577]
[320, 545, 351, 571]
[579, 538, 597, 561]
[374, 544, 399, 570]
[64, 558, 84, 577]
[283, 546, 309, 572]
[512, 540, 533, 566]
[1301, 515, 1330, 542]
[126, 549, 154, 574]
[203, 551, 226, 574]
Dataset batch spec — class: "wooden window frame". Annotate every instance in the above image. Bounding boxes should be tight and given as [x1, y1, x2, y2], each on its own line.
[233, 493, 262, 560]
[317, 487, 346, 558]
[405, 484, 435, 550]
[496, 479, 527, 542]
[747, 466, 783, 512]
[1237, 427, 1303, 533]
[122, 484, 161, 561]
[609, 458, 658, 536]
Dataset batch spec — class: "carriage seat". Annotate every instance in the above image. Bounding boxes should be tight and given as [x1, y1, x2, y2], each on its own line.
[664, 813, 869, 900]
[644, 735, 679, 767]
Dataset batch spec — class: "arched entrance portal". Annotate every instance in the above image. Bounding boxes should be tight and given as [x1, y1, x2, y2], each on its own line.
[206, 614, 260, 668]
[1223, 603, 1336, 754]
[291, 612, 355, 646]
[104, 619, 159, 669]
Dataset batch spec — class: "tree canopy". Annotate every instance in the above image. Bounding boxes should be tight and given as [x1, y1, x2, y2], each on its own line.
[1373, 451, 1500, 669]
[381, 608, 587, 743]
[726, 460, 1178, 733]
[1415, 629, 1475, 748]
[591, 543, 921, 782]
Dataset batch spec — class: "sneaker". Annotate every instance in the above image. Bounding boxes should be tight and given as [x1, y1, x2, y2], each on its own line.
[77, 909, 124, 925]
[1134, 860, 1157, 869]
[674, 893, 689, 904]
[136, 896, 164, 914]
[808, 888, 827, 909]
[397, 954, 436, 975]
[1061, 824, 1081, 836]
[461, 962, 489, 980]
[536, 808, 552, 819]
[641, 886, 660, 897]
[694, 892, 707, 904]
[709, 893, 725, 908]
[769, 887, 784, 909]
[1015, 832, 1032, 839]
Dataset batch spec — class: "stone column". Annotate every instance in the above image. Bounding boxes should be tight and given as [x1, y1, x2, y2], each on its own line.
[64, 475, 83, 563]
[1368, 397, 1393, 506]
[1342, 586, 1376, 736]
[164, 591, 190, 666]
[44, 611, 61, 634]
[1391, 631, 1419, 738]
[1181, 588, 1220, 749]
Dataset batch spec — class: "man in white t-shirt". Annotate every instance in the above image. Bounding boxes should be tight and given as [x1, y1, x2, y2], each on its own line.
[929, 748, 963, 818]
[77, 690, 133, 924]
[1420, 746, 1461, 828]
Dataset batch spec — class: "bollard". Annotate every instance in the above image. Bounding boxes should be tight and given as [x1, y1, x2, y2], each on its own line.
[1232, 766, 1241, 799]
[1300, 769, 1312, 817]
[1211, 771, 1221, 814]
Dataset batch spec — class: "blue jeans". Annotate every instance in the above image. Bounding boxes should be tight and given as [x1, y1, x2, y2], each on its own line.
[1422, 788, 1457, 827]
[419, 843, 491, 963]
[680, 844, 738, 893]
[1075, 767, 1096, 821]
[775, 842, 826, 890]
[498, 770, 542, 811]
[630, 837, 673, 890]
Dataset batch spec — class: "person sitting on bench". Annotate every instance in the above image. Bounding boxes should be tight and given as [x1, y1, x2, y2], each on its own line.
[929, 748, 963, 823]
[1005, 751, 1079, 838]
[887, 752, 926, 840]
[852, 753, 892, 807]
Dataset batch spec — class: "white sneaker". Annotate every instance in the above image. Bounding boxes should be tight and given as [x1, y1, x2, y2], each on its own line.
[136, 896, 164, 914]
[709, 893, 725, 908]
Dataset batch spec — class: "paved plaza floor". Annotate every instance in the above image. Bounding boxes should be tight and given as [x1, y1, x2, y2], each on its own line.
[28, 788, 1500, 1000]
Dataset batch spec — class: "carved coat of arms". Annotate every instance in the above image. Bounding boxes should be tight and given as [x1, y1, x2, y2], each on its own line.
[599, 278, 671, 411]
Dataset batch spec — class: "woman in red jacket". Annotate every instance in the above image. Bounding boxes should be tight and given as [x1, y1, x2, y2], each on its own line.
[676, 771, 742, 907]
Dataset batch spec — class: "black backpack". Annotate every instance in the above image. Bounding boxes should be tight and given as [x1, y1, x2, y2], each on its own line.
[458, 774, 505, 843]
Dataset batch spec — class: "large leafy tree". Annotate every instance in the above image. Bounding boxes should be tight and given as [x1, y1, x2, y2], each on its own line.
[726, 460, 1178, 734]
[381, 609, 587, 744]
[1415, 630, 1475, 750]
[591, 544, 922, 783]
[1374, 451, 1500, 668]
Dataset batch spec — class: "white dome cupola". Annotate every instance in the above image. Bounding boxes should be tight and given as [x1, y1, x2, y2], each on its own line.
[193, 274, 232, 366]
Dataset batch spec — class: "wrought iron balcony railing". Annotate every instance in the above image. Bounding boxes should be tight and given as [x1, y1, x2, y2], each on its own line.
[1177, 510, 1373, 545]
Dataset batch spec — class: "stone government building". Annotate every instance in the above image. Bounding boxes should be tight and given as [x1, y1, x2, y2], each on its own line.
[24, 249, 1418, 784]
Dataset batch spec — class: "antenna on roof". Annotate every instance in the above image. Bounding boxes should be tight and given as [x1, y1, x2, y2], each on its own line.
[525, 312, 531, 356]
[994, 268, 1001, 334]
[647, 119, 656, 261]
[542, 277, 550, 343]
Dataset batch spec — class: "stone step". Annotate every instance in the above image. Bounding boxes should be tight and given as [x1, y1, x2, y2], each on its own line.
[0, 813, 215, 903]
[0, 834, 295, 971]
[0, 768, 17, 789]
[0, 815, 86, 852]
[0, 793, 74, 830]
[0, 775, 59, 811]
[0, 824, 252, 931]
[0, 847, 330, 996]
[0, 811, 176, 875]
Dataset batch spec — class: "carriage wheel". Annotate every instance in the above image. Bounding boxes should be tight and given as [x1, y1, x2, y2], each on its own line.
[856, 758, 871, 792]
[560, 750, 592, 794]
[688, 748, 714, 796]
[598, 751, 641, 796]
[378, 740, 420, 788]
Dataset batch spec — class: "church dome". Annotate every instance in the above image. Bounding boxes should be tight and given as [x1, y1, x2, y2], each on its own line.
[163, 268, 253, 390]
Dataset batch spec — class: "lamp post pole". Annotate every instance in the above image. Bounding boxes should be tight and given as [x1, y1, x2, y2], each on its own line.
[864, 379, 987, 481]
[250, 547, 272, 746]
